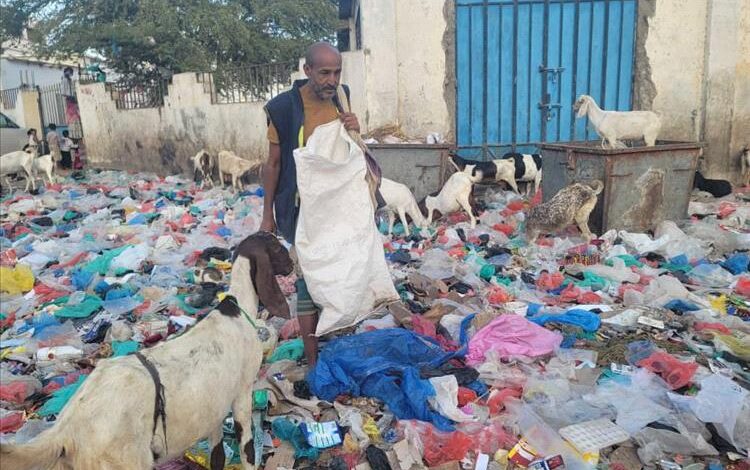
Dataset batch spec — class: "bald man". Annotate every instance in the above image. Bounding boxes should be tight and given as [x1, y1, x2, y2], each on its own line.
[261, 42, 360, 365]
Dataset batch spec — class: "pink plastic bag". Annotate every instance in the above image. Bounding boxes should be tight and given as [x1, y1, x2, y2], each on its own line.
[467, 315, 562, 364]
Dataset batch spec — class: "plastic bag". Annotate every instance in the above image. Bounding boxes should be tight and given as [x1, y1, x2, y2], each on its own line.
[397, 420, 473, 467]
[688, 264, 735, 288]
[0, 264, 34, 294]
[428, 375, 475, 422]
[467, 314, 562, 364]
[638, 352, 698, 390]
[527, 309, 601, 333]
[268, 338, 304, 363]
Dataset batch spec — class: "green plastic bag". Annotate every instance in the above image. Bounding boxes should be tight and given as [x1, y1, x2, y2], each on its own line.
[39, 375, 88, 416]
[268, 338, 304, 363]
[54, 295, 103, 319]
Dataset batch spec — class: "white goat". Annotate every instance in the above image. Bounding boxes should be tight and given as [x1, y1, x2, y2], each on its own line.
[1, 232, 293, 470]
[217, 150, 263, 191]
[425, 165, 483, 228]
[379, 178, 428, 237]
[32, 153, 56, 187]
[192, 149, 215, 189]
[0, 147, 37, 192]
[574, 94, 661, 149]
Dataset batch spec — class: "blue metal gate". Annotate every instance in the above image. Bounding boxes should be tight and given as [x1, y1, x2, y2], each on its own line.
[456, 0, 637, 158]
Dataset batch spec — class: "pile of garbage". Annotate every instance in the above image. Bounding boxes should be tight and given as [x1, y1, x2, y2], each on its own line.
[2, 170, 750, 470]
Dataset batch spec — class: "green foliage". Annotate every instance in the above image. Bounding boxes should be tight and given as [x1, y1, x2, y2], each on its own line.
[2, 0, 337, 76]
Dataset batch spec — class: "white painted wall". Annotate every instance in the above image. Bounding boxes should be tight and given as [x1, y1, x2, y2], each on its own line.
[77, 73, 268, 174]
[642, 0, 750, 179]
[341, 0, 451, 139]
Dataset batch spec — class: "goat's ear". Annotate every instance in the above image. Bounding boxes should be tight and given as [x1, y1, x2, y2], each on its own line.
[248, 246, 291, 319]
[216, 295, 241, 317]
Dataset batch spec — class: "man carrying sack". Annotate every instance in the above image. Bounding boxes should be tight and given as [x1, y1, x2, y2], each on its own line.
[262, 42, 396, 365]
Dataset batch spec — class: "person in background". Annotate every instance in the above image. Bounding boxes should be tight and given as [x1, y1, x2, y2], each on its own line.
[46, 124, 62, 167]
[60, 130, 76, 169]
[23, 128, 40, 151]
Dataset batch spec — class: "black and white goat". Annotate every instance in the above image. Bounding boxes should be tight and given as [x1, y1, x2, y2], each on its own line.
[1, 232, 292, 470]
[449, 152, 542, 196]
[192, 149, 215, 189]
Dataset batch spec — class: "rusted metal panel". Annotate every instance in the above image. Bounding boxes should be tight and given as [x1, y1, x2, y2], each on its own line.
[540, 140, 703, 234]
[368, 144, 452, 200]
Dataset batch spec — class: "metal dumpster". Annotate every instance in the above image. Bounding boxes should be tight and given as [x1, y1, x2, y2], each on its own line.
[540, 140, 703, 234]
[368, 143, 452, 200]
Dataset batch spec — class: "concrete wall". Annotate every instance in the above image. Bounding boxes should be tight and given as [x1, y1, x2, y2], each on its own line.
[77, 73, 268, 174]
[0, 88, 42, 131]
[633, 0, 750, 180]
[341, 0, 452, 139]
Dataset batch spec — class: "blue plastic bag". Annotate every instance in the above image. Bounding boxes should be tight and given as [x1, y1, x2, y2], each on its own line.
[527, 308, 601, 332]
[307, 328, 468, 431]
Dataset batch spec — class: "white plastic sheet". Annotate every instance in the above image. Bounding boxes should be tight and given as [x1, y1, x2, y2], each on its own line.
[294, 120, 398, 336]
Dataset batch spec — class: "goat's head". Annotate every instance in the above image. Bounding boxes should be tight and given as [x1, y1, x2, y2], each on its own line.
[573, 95, 591, 118]
[199, 152, 211, 172]
[233, 231, 293, 318]
[463, 164, 484, 182]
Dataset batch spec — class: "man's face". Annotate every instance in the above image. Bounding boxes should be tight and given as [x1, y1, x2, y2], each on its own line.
[303, 49, 342, 100]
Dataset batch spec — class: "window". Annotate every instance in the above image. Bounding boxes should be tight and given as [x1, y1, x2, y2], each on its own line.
[0, 112, 20, 129]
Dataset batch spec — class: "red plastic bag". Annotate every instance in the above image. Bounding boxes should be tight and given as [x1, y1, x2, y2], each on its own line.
[399, 421, 473, 467]
[457, 387, 478, 407]
[577, 291, 601, 304]
[560, 284, 581, 302]
[736, 277, 750, 297]
[0, 381, 36, 404]
[487, 387, 522, 415]
[694, 322, 732, 335]
[0, 411, 24, 434]
[638, 351, 698, 390]
[487, 286, 511, 305]
[493, 223, 515, 236]
[537, 271, 564, 291]
[458, 420, 517, 454]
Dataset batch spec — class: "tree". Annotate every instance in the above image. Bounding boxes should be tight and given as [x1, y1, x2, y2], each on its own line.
[2, 0, 337, 77]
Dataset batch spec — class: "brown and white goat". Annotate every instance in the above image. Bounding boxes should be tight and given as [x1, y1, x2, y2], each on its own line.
[1, 232, 292, 470]
[217, 150, 263, 191]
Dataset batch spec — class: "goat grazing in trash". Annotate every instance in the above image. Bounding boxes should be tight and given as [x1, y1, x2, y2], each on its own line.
[217, 150, 263, 191]
[526, 180, 604, 243]
[574, 94, 661, 149]
[425, 165, 484, 228]
[0, 147, 37, 192]
[1, 231, 293, 470]
[450, 153, 542, 196]
[192, 149, 215, 189]
[379, 177, 428, 237]
[32, 153, 56, 187]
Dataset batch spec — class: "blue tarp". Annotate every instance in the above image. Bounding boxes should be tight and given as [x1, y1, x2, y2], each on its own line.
[307, 327, 471, 431]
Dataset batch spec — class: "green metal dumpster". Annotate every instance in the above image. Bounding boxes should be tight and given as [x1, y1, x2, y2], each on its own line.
[540, 140, 703, 234]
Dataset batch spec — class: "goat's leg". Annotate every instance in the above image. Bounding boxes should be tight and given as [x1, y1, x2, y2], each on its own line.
[398, 207, 410, 237]
[458, 194, 476, 228]
[387, 210, 395, 236]
[575, 207, 595, 242]
[209, 426, 226, 470]
[533, 171, 542, 196]
[232, 392, 256, 470]
[506, 178, 520, 195]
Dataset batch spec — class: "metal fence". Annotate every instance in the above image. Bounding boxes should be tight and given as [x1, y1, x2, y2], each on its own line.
[38, 83, 67, 127]
[197, 62, 296, 104]
[0, 87, 21, 109]
[105, 77, 170, 110]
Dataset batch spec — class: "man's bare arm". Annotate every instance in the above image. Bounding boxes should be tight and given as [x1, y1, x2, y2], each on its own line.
[260, 143, 281, 232]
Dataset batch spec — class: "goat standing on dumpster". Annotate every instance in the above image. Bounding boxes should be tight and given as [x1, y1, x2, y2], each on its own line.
[261, 42, 365, 365]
